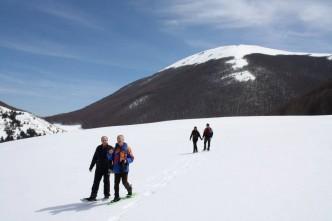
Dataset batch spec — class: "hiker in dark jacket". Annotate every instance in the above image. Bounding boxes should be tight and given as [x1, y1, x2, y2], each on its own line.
[108, 134, 134, 202]
[203, 123, 213, 151]
[84, 136, 114, 201]
[190, 126, 202, 153]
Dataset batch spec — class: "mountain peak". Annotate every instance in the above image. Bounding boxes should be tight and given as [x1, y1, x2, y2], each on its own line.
[164, 44, 331, 70]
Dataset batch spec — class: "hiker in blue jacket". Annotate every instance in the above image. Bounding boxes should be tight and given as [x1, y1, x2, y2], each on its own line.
[108, 135, 134, 202]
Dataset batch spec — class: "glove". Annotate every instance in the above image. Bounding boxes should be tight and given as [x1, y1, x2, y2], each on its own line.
[108, 169, 113, 175]
[89, 168, 92, 172]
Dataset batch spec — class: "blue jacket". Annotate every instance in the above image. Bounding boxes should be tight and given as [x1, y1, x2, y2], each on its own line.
[108, 143, 134, 174]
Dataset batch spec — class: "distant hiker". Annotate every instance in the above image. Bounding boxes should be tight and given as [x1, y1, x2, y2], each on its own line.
[203, 123, 213, 151]
[108, 135, 134, 202]
[190, 126, 202, 153]
[83, 136, 114, 201]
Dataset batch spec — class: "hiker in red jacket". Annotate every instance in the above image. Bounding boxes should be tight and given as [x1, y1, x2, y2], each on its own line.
[203, 123, 213, 151]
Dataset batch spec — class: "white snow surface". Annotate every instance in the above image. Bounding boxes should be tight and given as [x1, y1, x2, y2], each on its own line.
[54, 124, 82, 132]
[164, 45, 332, 70]
[0, 105, 64, 140]
[0, 116, 332, 221]
[221, 70, 256, 82]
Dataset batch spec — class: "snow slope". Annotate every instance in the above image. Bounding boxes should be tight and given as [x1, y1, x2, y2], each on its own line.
[0, 105, 64, 141]
[164, 45, 332, 70]
[0, 116, 331, 221]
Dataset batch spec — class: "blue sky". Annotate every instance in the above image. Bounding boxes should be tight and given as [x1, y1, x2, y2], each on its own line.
[1, 0, 332, 116]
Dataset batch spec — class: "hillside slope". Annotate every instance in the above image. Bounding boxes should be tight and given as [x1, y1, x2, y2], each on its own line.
[278, 80, 332, 115]
[46, 45, 332, 128]
[0, 104, 64, 142]
[0, 100, 20, 111]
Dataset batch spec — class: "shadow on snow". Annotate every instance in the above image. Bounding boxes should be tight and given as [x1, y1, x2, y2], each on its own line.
[35, 201, 109, 215]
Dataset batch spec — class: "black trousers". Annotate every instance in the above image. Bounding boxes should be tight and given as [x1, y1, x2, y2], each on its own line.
[90, 169, 110, 198]
[114, 173, 132, 198]
[192, 139, 198, 153]
[204, 138, 211, 151]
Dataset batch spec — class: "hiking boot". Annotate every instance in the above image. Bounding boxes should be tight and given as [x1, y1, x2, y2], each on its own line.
[111, 197, 121, 203]
[83, 197, 97, 202]
[103, 196, 110, 200]
[127, 185, 133, 196]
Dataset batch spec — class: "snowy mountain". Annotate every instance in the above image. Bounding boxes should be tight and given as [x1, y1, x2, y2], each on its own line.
[0, 116, 331, 221]
[0, 102, 65, 142]
[163, 44, 331, 70]
[46, 45, 332, 128]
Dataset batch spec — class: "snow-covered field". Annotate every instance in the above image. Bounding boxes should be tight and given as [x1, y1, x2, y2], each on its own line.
[0, 116, 331, 221]
[54, 124, 82, 132]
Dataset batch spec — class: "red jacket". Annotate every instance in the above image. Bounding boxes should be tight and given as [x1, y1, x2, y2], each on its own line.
[203, 127, 213, 138]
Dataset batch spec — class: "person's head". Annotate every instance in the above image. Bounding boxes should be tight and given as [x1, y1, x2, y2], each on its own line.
[194, 126, 197, 131]
[206, 123, 210, 128]
[117, 134, 125, 146]
[101, 136, 108, 146]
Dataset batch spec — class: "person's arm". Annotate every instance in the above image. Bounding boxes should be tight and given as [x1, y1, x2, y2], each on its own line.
[108, 147, 114, 170]
[107, 148, 114, 161]
[203, 129, 207, 138]
[89, 147, 98, 171]
[190, 131, 193, 140]
[198, 132, 202, 140]
[126, 147, 134, 164]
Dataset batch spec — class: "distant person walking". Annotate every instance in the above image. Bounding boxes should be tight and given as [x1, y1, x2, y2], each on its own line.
[83, 136, 114, 201]
[190, 126, 202, 153]
[108, 135, 134, 202]
[203, 123, 213, 151]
